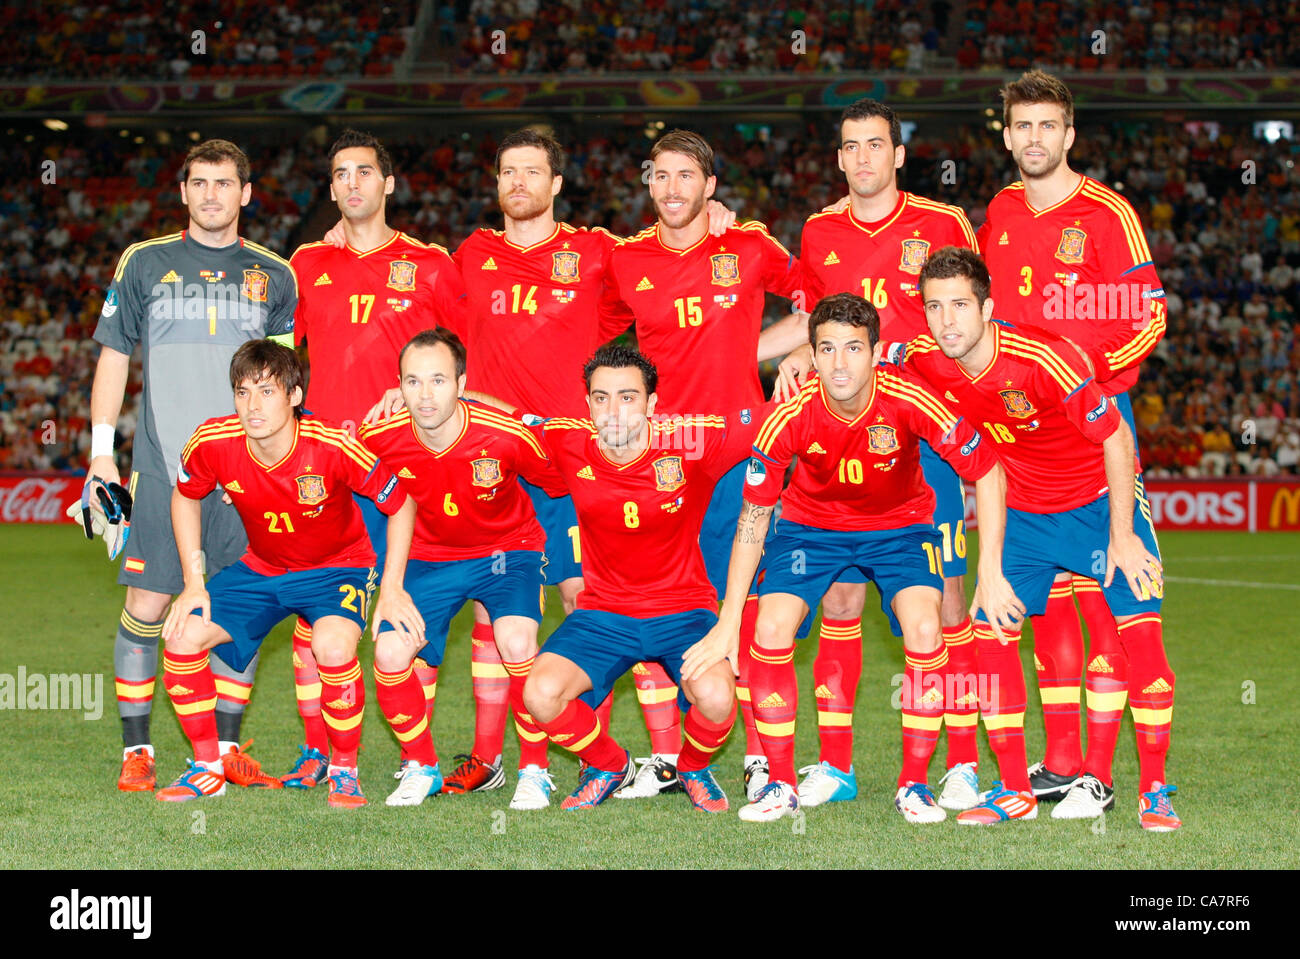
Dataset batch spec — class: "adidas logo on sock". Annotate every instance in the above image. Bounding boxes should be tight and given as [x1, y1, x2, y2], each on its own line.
[632, 663, 650, 675]
[919, 688, 946, 708]
[325, 698, 350, 710]
[756, 692, 787, 709]
[291, 652, 304, 668]
[813, 684, 834, 698]
[1033, 654, 1045, 672]
[1088, 655, 1113, 674]
[389, 713, 411, 725]
[166, 684, 192, 696]
[953, 692, 979, 708]
[552, 733, 572, 743]
[1142, 677, 1172, 694]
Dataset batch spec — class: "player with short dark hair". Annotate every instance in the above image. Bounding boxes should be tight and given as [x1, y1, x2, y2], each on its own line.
[981, 69, 1167, 807]
[522, 344, 758, 812]
[88, 138, 297, 792]
[691, 292, 1013, 822]
[159, 341, 406, 807]
[906, 247, 1178, 830]
[282, 129, 467, 788]
[360, 329, 562, 809]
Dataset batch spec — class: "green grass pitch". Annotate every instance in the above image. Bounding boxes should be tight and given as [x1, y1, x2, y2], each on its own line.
[2, 526, 1296, 869]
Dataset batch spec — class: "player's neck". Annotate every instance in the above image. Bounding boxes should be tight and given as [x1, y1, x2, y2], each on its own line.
[344, 216, 396, 254]
[186, 221, 239, 248]
[826, 370, 874, 420]
[849, 184, 901, 224]
[599, 429, 650, 464]
[657, 214, 708, 251]
[504, 211, 558, 247]
[955, 324, 998, 377]
[1020, 164, 1081, 211]
[417, 400, 466, 452]
[247, 419, 298, 466]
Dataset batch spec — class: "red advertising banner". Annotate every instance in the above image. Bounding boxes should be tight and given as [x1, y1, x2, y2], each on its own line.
[0, 473, 83, 524]
[963, 478, 1300, 532]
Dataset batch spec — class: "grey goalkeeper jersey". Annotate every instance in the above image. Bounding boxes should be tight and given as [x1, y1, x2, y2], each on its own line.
[93, 231, 297, 484]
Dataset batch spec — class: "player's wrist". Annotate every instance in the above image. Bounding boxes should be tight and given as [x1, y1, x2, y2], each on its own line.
[90, 424, 116, 461]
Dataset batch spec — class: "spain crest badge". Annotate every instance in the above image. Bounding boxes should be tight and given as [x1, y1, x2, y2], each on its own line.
[387, 259, 417, 292]
[999, 389, 1038, 418]
[866, 424, 899, 455]
[295, 473, 326, 505]
[1055, 227, 1087, 265]
[550, 250, 581, 283]
[471, 457, 503, 487]
[899, 238, 930, 275]
[241, 269, 269, 302]
[652, 455, 686, 492]
[710, 253, 741, 287]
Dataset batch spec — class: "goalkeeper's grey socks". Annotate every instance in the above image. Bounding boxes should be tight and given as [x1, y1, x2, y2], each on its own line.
[114, 610, 162, 747]
[212, 649, 260, 744]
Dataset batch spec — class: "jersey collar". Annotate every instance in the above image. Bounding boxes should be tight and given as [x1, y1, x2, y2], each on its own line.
[958, 324, 1002, 383]
[845, 191, 907, 237]
[818, 374, 877, 427]
[654, 222, 711, 256]
[346, 229, 401, 258]
[1023, 174, 1085, 218]
[246, 419, 300, 471]
[596, 427, 654, 469]
[501, 223, 562, 253]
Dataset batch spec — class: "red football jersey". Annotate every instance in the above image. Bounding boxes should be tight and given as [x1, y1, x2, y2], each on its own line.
[977, 176, 1167, 393]
[358, 400, 558, 561]
[538, 411, 758, 617]
[598, 222, 801, 416]
[290, 232, 469, 429]
[799, 192, 977, 342]
[748, 369, 996, 531]
[177, 415, 405, 575]
[901, 324, 1122, 513]
[455, 223, 633, 417]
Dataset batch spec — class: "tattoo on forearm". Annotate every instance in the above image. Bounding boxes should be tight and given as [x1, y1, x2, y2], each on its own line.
[736, 503, 770, 544]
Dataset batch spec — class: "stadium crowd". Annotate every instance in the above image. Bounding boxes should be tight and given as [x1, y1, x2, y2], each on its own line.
[3, 118, 1298, 476]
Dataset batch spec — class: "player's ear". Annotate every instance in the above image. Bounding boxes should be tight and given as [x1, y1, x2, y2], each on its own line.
[836, 148, 846, 174]
[551, 174, 563, 198]
[1003, 124, 1013, 152]
[871, 338, 885, 367]
[384, 175, 395, 197]
[1063, 124, 1076, 153]
[179, 182, 188, 206]
[982, 296, 995, 323]
[705, 175, 717, 200]
[645, 391, 658, 417]
[457, 373, 467, 395]
[289, 384, 304, 408]
[240, 180, 252, 208]
[894, 143, 905, 171]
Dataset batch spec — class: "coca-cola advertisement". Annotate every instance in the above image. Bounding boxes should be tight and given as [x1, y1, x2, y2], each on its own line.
[0, 472, 83, 524]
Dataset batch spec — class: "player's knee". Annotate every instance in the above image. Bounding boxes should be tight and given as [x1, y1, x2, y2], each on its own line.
[311, 633, 357, 668]
[753, 615, 795, 651]
[373, 634, 414, 674]
[689, 673, 735, 721]
[906, 616, 943, 654]
[821, 582, 866, 621]
[125, 588, 171, 623]
[493, 628, 537, 664]
[164, 618, 205, 655]
[523, 672, 565, 724]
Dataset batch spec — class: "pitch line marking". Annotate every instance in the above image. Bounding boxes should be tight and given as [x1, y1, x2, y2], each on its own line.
[1165, 576, 1300, 592]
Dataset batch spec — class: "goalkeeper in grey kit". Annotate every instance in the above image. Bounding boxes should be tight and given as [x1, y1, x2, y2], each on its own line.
[84, 139, 297, 792]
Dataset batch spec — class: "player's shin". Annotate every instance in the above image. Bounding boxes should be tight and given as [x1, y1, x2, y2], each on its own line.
[1118, 614, 1174, 792]
[941, 617, 979, 767]
[900, 645, 947, 786]
[318, 659, 365, 768]
[1031, 580, 1084, 775]
[503, 655, 550, 768]
[292, 618, 330, 753]
[633, 661, 682, 757]
[1080, 591, 1128, 785]
[413, 656, 438, 726]
[470, 619, 509, 762]
[679, 699, 736, 772]
[212, 648, 256, 749]
[375, 659, 437, 766]
[162, 650, 220, 763]
[736, 594, 763, 755]
[748, 642, 798, 787]
[812, 616, 862, 770]
[115, 609, 162, 748]
[974, 624, 1031, 792]
[537, 699, 626, 772]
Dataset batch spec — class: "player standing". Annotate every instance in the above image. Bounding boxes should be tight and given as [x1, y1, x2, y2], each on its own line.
[283, 130, 467, 787]
[690, 292, 1014, 822]
[159, 341, 405, 807]
[907, 247, 1178, 829]
[361, 329, 561, 809]
[522, 344, 756, 812]
[774, 99, 986, 810]
[979, 71, 1167, 805]
[596, 129, 806, 799]
[88, 139, 297, 791]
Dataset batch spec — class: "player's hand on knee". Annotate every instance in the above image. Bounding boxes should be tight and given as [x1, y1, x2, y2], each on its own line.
[372, 586, 425, 645]
[705, 200, 736, 236]
[164, 586, 209, 643]
[322, 218, 346, 248]
[363, 387, 406, 425]
[682, 624, 737, 682]
[1105, 533, 1163, 602]
[971, 573, 1026, 644]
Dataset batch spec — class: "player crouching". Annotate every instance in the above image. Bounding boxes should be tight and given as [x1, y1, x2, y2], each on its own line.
[159, 341, 405, 807]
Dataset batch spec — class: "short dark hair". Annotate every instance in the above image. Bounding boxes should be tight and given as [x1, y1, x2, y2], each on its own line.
[399, 328, 467, 379]
[650, 129, 715, 178]
[808, 293, 881, 349]
[181, 139, 250, 185]
[496, 127, 566, 178]
[1000, 69, 1074, 128]
[918, 246, 992, 305]
[329, 128, 394, 178]
[583, 343, 658, 395]
[840, 98, 902, 150]
[230, 340, 304, 416]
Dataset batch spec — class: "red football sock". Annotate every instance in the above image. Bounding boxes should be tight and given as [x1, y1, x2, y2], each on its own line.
[679, 703, 736, 772]
[536, 698, 625, 772]
[900, 644, 948, 786]
[633, 660, 682, 755]
[1119, 614, 1174, 791]
[471, 620, 508, 761]
[1031, 580, 1084, 774]
[292, 619, 330, 753]
[942, 617, 979, 767]
[412, 656, 438, 726]
[318, 658, 365, 768]
[594, 690, 613, 732]
[503, 655, 550, 768]
[162, 650, 219, 763]
[812, 616, 861, 771]
[1077, 579, 1128, 786]
[975, 624, 1031, 792]
[374, 663, 436, 766]
[748, 643, 798, 787]
[736, 594, 763, 755]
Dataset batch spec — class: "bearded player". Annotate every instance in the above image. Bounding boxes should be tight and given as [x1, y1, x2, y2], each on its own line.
[282, 129, 468, 788]
[979, 71, 1167, 808]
